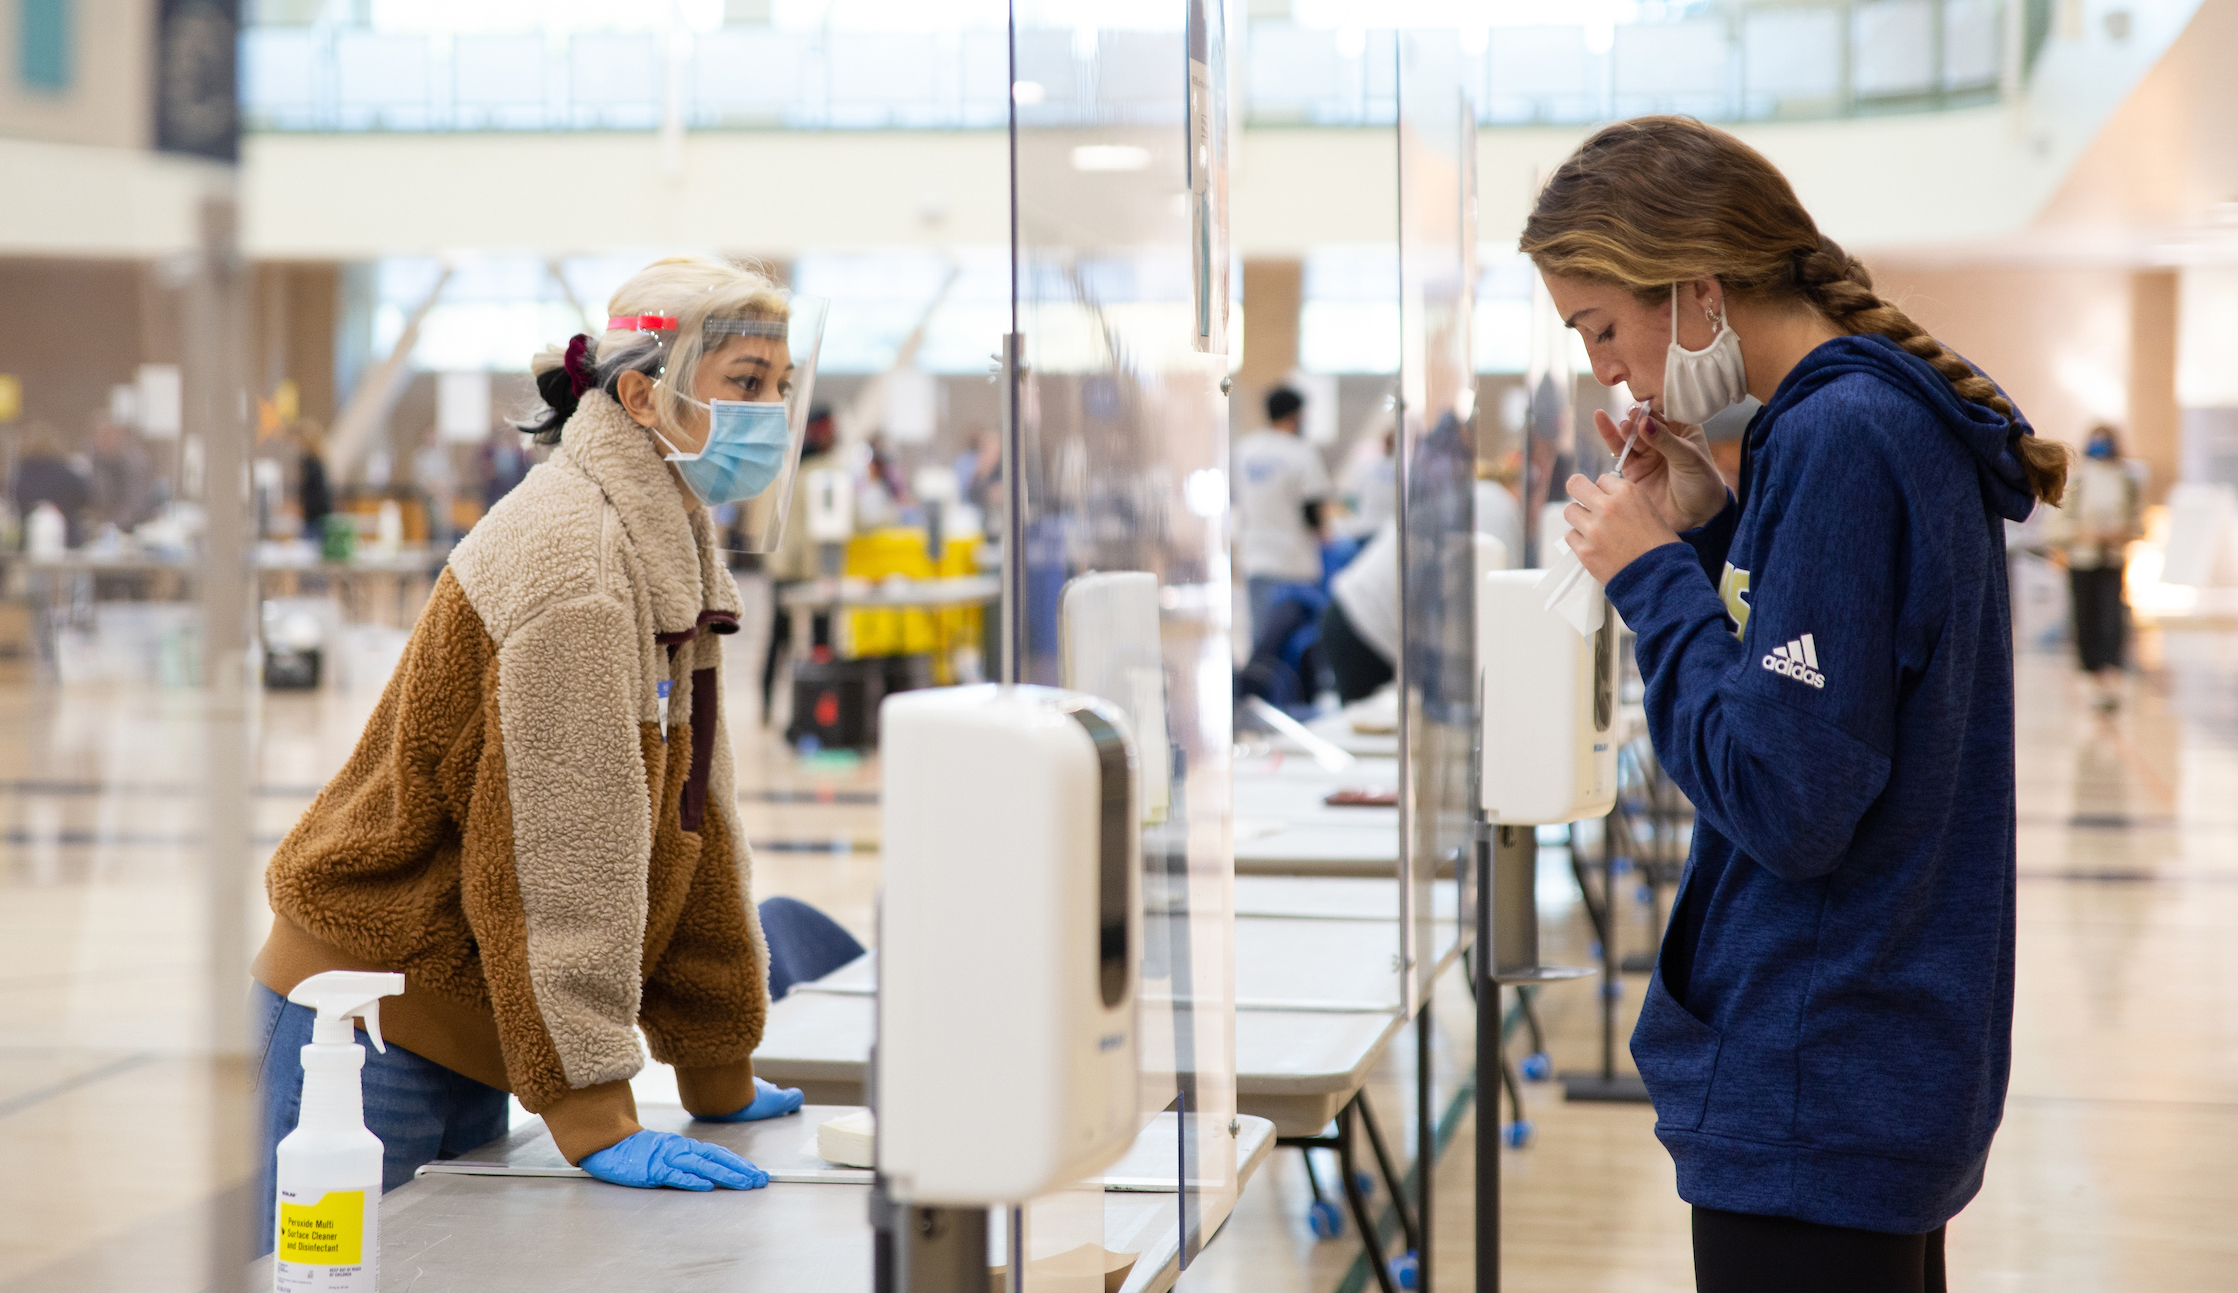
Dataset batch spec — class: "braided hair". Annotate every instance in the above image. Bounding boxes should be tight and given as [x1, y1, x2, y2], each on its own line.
[1519, 116, 2066, 506]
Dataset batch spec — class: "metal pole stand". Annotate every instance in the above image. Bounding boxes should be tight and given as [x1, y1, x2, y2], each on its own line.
[1559, 763, 1653, 1105]
[1476, 818, 1590, 1293]
[873, 1186, 991, 1293]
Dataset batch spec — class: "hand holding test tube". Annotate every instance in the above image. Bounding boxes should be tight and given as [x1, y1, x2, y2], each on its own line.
[1539, 405, 1648, 615]
[1588, 400, 1727, 533]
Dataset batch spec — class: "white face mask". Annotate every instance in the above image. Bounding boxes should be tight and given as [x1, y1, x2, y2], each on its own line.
[1660, 282, 1747, 426]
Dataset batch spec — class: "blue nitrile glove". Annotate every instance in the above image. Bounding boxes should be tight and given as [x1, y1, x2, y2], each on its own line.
[698, 1076, 806, 1123]
[579, 1130, 769, 1191]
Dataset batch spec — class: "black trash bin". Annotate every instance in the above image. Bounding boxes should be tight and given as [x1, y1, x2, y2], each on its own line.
[786, 656, 885, 751]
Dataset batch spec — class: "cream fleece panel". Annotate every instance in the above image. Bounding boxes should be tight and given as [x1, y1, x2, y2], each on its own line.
[562, 393, 709, 639]
[686, 505, 745, 624]
[494, 592, 653, 1088]
[451, 407, 657, 1091]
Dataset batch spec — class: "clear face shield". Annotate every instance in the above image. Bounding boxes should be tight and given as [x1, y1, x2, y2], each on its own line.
[634, 294, 827, 554]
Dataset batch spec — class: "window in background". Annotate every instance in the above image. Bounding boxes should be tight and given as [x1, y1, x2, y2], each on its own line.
[19, 0, 71, 93]
[792, 251, 964, 374]
[240, 1, 2011, 132]
[369, 255, 636, 373]
[1299, 246, 1400, 375]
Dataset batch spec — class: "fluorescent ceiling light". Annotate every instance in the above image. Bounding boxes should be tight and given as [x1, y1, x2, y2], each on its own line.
[1071, 145, 1151, 172]
[1012, 80, 1046, 104]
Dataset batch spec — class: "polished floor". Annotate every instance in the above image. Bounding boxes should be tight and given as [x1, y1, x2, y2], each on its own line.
[0, 583, 2233, 1290]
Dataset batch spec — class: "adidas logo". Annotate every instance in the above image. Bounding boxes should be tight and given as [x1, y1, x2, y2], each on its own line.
[1761, 633, 1826, 690]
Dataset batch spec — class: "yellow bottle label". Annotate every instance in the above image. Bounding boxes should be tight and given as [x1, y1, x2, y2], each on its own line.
[277, 1189, 364, 1266]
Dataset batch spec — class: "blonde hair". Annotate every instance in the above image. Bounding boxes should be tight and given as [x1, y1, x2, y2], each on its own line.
[523, 255, 790, 445]
[1519, 117, 2066, 506]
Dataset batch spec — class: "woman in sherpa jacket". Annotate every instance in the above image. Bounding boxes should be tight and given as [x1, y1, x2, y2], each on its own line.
[251, 257, 822, 1245]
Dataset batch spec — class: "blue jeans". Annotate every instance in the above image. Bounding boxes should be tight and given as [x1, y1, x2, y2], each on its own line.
[252, 982, 509, 1257]
[1247, 576, 1321, 651]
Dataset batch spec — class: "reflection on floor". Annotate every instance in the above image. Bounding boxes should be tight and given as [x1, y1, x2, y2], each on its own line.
[2, 609, 2234, 1290]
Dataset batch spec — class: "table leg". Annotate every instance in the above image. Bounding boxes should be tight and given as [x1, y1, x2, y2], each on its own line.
[1338, 1101, 1400, 1293]
[1476, 825, 1498, 1293]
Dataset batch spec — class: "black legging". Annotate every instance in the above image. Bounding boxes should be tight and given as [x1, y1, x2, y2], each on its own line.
[1693, 1207, 1946, 1293]
[2069, 565, 2125, 674]
[1319, 599, 1393, 703]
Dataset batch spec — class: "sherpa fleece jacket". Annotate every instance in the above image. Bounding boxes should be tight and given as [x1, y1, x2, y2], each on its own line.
[1604, 333, 2036, 1234]
[254, 390, 767, 1165]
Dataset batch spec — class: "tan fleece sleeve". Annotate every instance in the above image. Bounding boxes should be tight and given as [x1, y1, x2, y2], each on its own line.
[263, 570, 493, 1004]
[675, 1064, 758, 1120]
[540, 1080, 642, 1165]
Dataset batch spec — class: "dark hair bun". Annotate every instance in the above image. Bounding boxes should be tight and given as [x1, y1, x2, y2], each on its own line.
[516, 334, 596, 446]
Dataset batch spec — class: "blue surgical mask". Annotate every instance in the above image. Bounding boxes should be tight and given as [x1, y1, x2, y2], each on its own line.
[654, 397, 794, 505]
[2085, 439, 2116, 461]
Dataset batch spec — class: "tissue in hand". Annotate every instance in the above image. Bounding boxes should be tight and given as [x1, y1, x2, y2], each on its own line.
[1537, 540, 1607, 637]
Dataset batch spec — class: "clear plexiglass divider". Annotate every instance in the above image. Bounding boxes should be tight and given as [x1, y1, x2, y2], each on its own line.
[1006, 0, 1240, 1279]
[1397, 33, 1479, 1016]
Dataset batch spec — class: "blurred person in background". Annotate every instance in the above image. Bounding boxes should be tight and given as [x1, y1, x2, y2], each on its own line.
[1476, 457, 1525, 571]
[296, 422, 334, 544]
[1337, 425, 1396, 537]
[761, 404, 836, 725]
[11, 422, 90, 549]
[478, 421, 531, 510]
[87, 415, 157, 533]
[412, 421, 459, 548]
[1234, 384, 1331, 639]
[855, 435, 905, 529]
[2050, 424, 2142, 713]
[955, 426, 1001, 513]
[1321, 465, 1525, 704]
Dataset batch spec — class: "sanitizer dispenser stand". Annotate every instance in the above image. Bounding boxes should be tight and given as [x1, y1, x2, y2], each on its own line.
[1472, 536, 1604, 1293]
[873, 684, 1142, 1293]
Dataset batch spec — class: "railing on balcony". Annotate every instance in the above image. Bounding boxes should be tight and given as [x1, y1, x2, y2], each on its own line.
[240, 1, 2010, 135]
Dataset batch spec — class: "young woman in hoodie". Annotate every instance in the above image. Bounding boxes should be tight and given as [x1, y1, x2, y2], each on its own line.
[1520, 118, 2068, 1292]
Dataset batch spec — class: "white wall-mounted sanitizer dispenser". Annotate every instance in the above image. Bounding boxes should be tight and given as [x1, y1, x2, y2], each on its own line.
[877, 684, 1142, 1206]
[1478, 536, 1619, 825]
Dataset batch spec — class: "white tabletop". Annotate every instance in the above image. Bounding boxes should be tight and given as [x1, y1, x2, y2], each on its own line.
[254, 1104, 1276, 1293]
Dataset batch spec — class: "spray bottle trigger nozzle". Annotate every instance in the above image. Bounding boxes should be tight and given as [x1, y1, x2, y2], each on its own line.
[288, 970, 407, 1052]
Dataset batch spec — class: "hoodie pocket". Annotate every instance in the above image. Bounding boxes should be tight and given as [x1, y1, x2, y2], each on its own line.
[1631, 968, 1722, 1133]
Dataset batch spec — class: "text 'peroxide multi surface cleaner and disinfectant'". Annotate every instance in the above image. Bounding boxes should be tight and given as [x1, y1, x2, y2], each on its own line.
[274, 971, 404, 1292]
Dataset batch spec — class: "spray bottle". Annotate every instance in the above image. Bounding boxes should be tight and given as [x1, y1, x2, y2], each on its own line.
[274, 971, 405, 1292]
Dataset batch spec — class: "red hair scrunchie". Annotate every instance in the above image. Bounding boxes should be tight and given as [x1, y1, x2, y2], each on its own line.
[561, 334, 595, 400]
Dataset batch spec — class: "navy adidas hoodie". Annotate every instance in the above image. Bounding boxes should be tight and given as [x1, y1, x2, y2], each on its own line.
[1603, 332, 2037, 1235]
